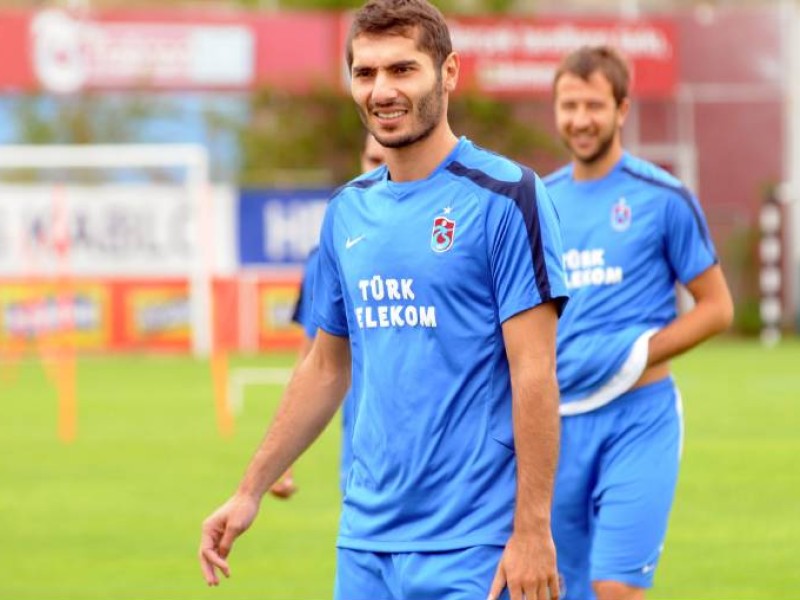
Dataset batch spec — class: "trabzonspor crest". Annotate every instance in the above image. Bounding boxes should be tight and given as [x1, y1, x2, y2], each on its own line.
[611, 197, 632, 232]
[431, 216, 456, 252]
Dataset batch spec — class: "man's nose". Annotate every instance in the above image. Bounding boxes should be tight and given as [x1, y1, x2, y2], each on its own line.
[571, 106, 592, 128]
[371, 72, 399, 105]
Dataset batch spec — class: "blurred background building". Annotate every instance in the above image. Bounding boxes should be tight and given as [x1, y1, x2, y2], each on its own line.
[0, 0, 797, 354]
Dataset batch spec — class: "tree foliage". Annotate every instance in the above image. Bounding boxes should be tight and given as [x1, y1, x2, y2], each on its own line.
[2, 93, 178, 182]
[8, 93, 164, 145]
[231, 85, 561, 185]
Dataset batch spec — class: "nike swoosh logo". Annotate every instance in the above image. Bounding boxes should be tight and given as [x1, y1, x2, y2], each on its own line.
[345, 235, 366, 249]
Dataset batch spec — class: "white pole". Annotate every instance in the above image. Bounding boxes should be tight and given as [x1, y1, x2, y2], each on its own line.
[781, 0, 799, 330]
[187, 150, 212, 357]
[0, 144, 206, 169]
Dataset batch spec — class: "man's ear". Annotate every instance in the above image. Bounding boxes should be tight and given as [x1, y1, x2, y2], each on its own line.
[617, 97, 631, 128]
[442, 51, 459, 92]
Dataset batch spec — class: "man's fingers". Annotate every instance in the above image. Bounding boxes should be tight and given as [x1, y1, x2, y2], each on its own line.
[521, 574, 560, 600]
[199, 517, 234, 585]
[508, 583, 524, 600]
[548, 573, 561, 600]
[198, 551, 219, 586]
[205, 547, 231, 576]
[218, 524, 240, 560]
[527, 581, 548, 600]
[199, 524, 222, 585]
[486, 565, 506, 600]
[199, 547, 229, 585]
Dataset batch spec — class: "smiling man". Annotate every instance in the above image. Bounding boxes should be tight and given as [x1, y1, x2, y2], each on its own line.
[198, 1, 569, 599]
[544, 46, 734, 600]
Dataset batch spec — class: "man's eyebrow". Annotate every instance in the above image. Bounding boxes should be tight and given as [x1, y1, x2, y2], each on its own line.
[353, 59, 421, 71]
[390, 59, 419, 68]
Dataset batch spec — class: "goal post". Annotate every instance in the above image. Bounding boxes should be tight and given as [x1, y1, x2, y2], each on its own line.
[0, 143, 213, 357]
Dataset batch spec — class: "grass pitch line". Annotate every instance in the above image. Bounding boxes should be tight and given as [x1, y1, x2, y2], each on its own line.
[228, 366, 292, 415]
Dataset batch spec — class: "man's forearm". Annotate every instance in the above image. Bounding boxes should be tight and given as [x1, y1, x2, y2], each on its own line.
[237, 349, 349, 501]
[648, 265, 734, 367]
[512, 371, 560, 532]
[648, 300, 732, 367]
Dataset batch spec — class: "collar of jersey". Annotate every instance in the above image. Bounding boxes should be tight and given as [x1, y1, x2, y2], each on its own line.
[385, 136, 469, 198]
[568, 151, 629, 188]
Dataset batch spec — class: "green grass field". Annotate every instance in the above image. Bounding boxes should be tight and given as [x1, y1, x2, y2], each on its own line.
[1, 338, 799, 599]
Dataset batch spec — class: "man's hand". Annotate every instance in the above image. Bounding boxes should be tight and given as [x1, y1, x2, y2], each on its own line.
[487, 531, 560, 600]
[269, 468, 297, 499]
[198, 494, 260, 586]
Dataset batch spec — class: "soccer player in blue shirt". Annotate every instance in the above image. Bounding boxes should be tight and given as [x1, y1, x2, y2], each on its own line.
[544, 46, 734, 600]
[276, 133, 387, 497]
[198, 1, 569, 598]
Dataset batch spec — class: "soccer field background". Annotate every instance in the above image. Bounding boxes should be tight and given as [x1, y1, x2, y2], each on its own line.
[1, 338, 798, 599]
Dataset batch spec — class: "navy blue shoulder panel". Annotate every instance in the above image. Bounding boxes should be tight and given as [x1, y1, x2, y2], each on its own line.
[446, 161, 553, 305]
[621, 166, 716, 259]
[329, 173, 383, 202]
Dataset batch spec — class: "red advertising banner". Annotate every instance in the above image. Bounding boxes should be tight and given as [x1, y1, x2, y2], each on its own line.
[114, 279, 191, 351]
[0, 275, 304, 353]
[0, 8, 675, 98]
[0, 8, 340, 93]
[255, 12, 342, 92]
[336, 14, 676, 98]
[0, 280, 111, 349]
[27, 9, 257, 93]
[212, 278, 241, 352]
[257, 278, 305, 351]
[0, 11, 32, 92]
[450, 18, 677, 98]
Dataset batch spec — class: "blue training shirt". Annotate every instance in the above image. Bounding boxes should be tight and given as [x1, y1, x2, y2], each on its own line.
[313, 137, 568, 552]
[544, 152, 717, 414]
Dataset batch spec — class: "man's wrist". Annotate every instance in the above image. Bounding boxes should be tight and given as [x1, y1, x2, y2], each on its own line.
[513, 514, 552, 535]
[236, 480, 268, 503]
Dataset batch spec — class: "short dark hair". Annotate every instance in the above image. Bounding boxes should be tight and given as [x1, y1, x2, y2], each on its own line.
[553, 45, 630, 106]
[346, 0, 453, 71]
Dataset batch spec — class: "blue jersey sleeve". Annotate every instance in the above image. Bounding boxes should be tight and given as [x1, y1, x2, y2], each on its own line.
[291, 248, 320, 339]
[663, 189, 718, 284]
[488, 171, 569, 323]
[312, 199, 349, 337]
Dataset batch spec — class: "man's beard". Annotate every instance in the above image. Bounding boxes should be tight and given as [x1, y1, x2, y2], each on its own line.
[568, 127, 616, 166]
[361, 81, 445, 150]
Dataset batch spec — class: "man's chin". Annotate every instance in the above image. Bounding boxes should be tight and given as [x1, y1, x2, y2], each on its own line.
[371, 128, 404, 147]
[374, 131, 419, 150]
[569, 144, 598, 162]
[573, 146, 608, 166]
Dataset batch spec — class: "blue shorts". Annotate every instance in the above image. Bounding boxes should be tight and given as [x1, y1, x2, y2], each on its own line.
[552, 377, 683, 600]
[334, 545, 510, 600]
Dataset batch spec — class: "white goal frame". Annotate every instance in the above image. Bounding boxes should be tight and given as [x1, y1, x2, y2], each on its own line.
[0, 144, 213, 356]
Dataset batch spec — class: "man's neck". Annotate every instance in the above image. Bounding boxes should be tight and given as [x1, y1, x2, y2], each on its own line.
[386, 124, 459, 183]
[572, 144, 624, 182]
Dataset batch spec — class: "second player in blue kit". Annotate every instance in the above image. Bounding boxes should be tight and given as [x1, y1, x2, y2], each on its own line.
[544, 45, 734, 600]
